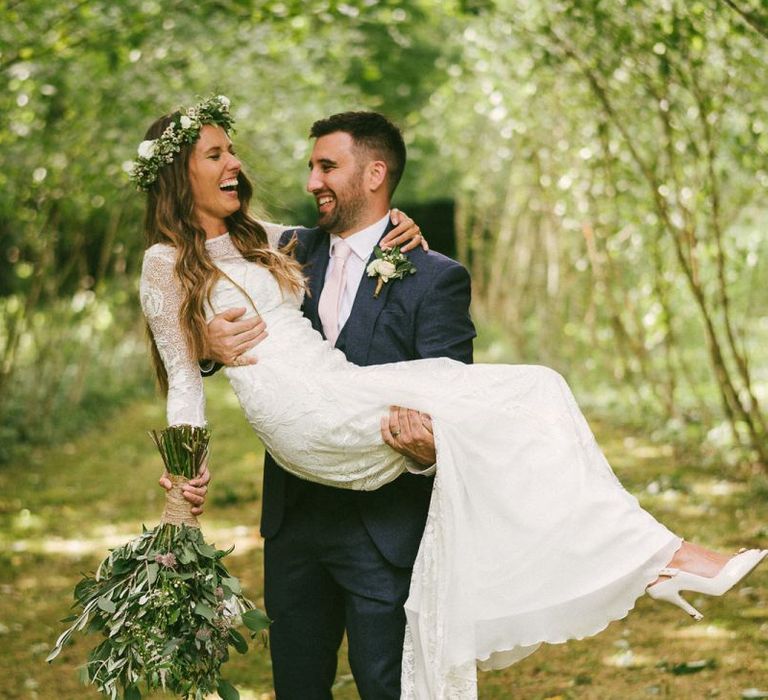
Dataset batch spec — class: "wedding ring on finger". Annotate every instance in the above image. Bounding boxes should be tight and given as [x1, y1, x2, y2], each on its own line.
[391, 429, 401, 437]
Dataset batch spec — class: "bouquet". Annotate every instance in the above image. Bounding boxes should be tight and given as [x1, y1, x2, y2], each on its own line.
[48, 425, 269, 700]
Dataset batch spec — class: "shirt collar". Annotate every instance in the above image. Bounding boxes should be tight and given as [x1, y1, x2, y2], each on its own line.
[329, 211, 391, 262]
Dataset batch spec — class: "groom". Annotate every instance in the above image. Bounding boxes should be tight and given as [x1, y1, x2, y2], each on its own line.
[206, 112, 475, 699]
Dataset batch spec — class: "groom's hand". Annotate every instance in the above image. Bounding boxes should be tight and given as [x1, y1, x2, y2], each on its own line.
[158, 458, 211, 516]
[381, 406, 436, 467]
[206, 307, 268, 366]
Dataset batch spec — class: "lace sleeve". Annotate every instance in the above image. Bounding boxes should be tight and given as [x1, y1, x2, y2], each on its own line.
[258, 220, 294, 249]
[140, 245, 206, 427]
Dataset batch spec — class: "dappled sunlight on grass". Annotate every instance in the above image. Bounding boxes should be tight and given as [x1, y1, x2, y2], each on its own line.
[691, 479, 748, 498]
[6, 523, 262, 559]
[202, 690, 274, 700]
[601, 649, 656, 668]
[619, 438, 675, 461]
[666, 624, 736, 640]
[1, 377, 766, 698]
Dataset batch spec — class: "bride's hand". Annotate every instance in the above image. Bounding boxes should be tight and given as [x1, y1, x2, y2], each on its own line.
[381, 208, 429, 253]
[158, 457, 211, 516]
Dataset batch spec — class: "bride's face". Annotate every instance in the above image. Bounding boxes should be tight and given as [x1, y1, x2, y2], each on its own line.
[188, 125, 242, 236]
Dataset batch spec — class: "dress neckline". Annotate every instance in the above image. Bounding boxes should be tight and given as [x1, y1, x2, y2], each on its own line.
[205, 232, 236, 258]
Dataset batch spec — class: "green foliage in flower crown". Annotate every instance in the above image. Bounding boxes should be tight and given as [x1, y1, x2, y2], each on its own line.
[48, 425, 270, 700]
[129, 95, 235, 192]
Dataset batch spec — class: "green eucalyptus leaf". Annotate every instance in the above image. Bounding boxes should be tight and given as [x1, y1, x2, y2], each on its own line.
[217, 679, 240, 700]
[111, 559, 132, 575]
[242, 608, 271, 633]
[228, 628, 248, 654]
[146, 562, 159, 585]
[161, 638, 181, 656]
[124, 685, 141, 700]
[194, 541, 218, 558]
[74, 577, 96, 602]
[97, 596, 116, 613]
[46, 644, 63, 663]
[178, 545, 197, 565]
[194, 601, 214, 621]
[222, 576, 241, 594]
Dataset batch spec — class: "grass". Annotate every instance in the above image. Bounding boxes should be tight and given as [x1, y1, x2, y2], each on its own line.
[1, 374, 766, 699]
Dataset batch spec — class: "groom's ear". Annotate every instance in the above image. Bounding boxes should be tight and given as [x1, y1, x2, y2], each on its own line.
[365, 159, 388, 193]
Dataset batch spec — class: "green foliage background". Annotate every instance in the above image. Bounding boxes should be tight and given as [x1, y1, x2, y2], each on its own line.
[1, 0, 767, 465]
[1, 4, 768, 696]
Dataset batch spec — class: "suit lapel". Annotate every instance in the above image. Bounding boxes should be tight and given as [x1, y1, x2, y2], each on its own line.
[301, 231, 331, 336]
[337, 225, 395, 364]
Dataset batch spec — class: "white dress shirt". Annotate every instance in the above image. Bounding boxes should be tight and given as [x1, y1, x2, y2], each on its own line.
[325, 211, 436, 476]
[324, 211, 391, 333]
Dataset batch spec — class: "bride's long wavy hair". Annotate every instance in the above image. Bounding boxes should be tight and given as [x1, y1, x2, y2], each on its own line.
[141, 113, 305, 393]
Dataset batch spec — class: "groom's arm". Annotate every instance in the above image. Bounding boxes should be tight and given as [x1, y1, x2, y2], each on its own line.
[382, 257, 476, 467]
[413, 261, 475, 364]
[200, 309, 268, 374]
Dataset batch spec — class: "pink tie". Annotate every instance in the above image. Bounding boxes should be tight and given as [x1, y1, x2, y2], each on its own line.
[319, 239, 352, 345]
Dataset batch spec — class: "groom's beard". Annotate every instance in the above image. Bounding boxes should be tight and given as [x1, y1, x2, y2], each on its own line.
[315, 179, 367, 235]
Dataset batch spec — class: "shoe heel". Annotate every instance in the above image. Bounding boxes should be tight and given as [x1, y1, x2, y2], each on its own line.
[669, 592, 703, 621]
[647, 579, 704, 621]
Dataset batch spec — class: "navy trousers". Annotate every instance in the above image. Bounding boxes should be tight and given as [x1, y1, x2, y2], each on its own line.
[264, 484, 413, 699]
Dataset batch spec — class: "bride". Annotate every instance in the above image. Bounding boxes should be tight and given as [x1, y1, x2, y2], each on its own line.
[136, 96, 765, 698]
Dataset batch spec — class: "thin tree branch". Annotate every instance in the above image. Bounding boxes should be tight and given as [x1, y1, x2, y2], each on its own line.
[721, 0, 768, 41]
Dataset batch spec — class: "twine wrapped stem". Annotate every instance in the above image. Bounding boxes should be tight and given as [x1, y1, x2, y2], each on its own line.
[160, 474, 200, 528]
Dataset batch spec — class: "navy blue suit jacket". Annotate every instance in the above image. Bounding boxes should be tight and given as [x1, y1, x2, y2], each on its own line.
[260, 224, 476, 568]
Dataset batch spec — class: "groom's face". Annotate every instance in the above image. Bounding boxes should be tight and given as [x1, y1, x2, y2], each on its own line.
[306, 131, 368, 236]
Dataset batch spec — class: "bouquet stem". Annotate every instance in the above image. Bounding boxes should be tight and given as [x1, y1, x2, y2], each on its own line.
[160, 474, 200, 528]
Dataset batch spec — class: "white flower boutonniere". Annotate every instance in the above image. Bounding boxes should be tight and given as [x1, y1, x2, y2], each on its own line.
[366, 245, 417, 298]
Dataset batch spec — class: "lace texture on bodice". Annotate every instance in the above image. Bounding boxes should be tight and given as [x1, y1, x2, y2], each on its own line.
[139, 222, 287, 426]
[140, 229, 411, 490]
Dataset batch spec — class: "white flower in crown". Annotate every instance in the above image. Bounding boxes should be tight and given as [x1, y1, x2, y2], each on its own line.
[137, 139, 157, 159]
[218, 95, 231, 108]
[179, 115, 194, 129]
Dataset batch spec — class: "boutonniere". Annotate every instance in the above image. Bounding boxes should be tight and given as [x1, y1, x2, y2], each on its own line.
[366, 245, 417, 298]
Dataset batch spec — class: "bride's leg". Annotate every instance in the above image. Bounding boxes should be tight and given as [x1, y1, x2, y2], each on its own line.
[647, 542, 766, 620]
[655, 541, 731, 582]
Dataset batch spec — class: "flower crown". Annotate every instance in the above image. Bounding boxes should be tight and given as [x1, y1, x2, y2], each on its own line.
[129, 95, 235, 191]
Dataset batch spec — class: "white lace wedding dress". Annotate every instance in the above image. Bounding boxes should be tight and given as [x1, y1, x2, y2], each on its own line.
[140, 229, 682, 699]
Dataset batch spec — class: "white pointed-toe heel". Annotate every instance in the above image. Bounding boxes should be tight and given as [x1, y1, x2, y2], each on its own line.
[646, 549, 768, 621]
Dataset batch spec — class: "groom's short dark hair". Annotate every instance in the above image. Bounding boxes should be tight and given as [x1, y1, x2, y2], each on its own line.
[310, 111, 406, 196]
